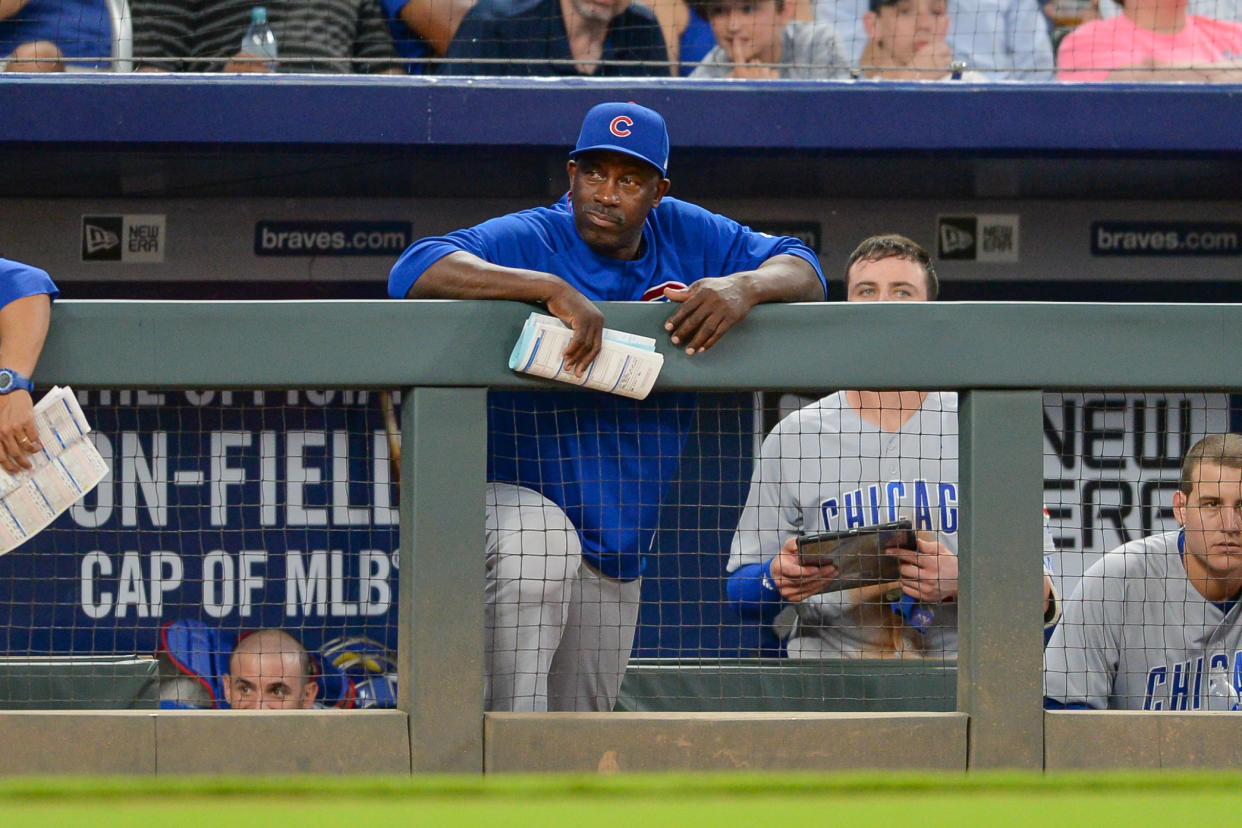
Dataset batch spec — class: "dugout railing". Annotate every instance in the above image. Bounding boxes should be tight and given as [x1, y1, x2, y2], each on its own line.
[1, 298, 1237, 775]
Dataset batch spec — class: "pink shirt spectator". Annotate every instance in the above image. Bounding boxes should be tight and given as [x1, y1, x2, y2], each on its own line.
[1057, 13, 1242, 79]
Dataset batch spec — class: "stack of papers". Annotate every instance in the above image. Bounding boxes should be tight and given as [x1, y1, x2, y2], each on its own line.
[0, 386, 109, 554]
[508, 313, 664, 400]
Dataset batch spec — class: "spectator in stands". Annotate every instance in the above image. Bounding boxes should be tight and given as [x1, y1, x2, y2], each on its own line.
[1045, 434, 1242, 710]
[858, 0, 990, 78]
[130, 0, 405, 73]
[1096, 0, 1239, 24]
[0, 259, 57, 474]
[687, 0, 850, 77]
[389, 102, 826, 711]
[726, 234, 1056, 658]
[439, 0, 669, 75]
[1, 0, 112, 71]
[815, 0, 1055, 79]
[222, 628, 319, 710]
[379, 0, 474, 71]
[1056, 0, 1242, 80]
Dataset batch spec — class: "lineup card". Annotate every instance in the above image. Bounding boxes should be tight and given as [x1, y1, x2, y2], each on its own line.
[508, 313, 664, 400]
[0, 386, 109, 555]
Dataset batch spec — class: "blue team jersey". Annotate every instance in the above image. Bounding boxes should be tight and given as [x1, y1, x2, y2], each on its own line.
[390, 195, 825, 579]
[0, 259, 59, 307]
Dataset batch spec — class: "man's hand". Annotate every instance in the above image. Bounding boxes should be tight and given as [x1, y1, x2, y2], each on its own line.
[0, 390, 41, 473]
[546, 283, 605, 377]
[768, 536, 839, 603]
[662, 276, 756, 355]
[891, 537, 958, 603]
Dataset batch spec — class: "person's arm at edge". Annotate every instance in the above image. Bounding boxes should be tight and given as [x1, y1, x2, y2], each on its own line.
[662, 252, 826, 355]
[0, 293, 51, 472]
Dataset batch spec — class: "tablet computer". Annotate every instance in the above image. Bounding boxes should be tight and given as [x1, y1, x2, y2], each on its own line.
[794, 519, 916, 592]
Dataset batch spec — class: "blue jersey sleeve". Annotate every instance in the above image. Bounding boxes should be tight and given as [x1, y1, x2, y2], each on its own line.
[659, 200, 827, 297]
[0, 259, 59, 306]
[389, 209, 561, 299]
[726, 560, 786, 625]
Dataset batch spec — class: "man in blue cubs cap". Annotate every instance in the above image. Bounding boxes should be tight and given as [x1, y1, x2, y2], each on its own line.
[390, 102, 826, 713]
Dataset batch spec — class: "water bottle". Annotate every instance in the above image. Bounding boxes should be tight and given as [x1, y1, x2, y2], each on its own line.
[238, 7, 278, 71]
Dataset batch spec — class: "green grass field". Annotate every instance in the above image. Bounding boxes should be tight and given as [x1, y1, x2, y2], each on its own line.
[3, 771, 1241, 827]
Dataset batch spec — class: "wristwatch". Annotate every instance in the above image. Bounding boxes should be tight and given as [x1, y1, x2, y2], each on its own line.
[0, 368, 34, 395]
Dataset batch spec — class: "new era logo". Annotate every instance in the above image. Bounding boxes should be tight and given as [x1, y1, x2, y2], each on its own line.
[82, 217, 123, 261]
[937, 214, 1019, 263]
[938, 217, 976, 259]
[82, 214, 165, 263]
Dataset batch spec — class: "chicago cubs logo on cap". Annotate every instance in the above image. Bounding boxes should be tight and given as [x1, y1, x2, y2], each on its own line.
[570, 102, 670, 176]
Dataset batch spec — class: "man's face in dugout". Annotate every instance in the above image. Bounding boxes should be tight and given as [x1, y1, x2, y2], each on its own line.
[568, 151, 670, 260]
[845, 255, 931, 302]
[223, 649, 319, 710]
[1174, 461, 1242, 584]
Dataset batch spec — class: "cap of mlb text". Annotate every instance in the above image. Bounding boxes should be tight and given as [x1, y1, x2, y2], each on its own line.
[569, 102, 669, 177]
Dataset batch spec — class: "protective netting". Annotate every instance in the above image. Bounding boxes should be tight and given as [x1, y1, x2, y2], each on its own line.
[0, 388, 400, 710]
[3, 385, 1238, 712]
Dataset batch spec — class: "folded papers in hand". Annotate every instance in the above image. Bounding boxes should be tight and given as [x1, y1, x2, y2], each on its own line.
[508, 312, 664, 400]
[0, 386, 109, 555]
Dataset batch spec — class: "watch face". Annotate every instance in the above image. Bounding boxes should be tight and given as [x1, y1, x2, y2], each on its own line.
[0, 371, 12, 393]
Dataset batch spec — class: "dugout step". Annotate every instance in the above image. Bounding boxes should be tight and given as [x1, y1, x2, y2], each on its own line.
[615, 658, 956, 713]
[0, 655, 158, 710]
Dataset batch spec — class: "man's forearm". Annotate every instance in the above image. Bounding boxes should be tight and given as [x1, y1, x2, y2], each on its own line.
[741, 254, 826, 304]
[407, 250, 569, 304]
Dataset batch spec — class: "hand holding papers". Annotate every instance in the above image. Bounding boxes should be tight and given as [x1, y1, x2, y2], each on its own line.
[0, 386, 109, 555]
[509, 313, 664, 400]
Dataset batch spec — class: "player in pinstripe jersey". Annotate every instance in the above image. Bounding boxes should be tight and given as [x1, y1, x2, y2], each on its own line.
[1045, 433, 1242, 710]
[727, 234, 1056, 657]
[390, 102, 826, 711]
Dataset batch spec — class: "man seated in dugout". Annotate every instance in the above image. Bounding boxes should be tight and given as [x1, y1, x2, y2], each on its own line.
[1045, 434, 1242, 710]
[726, 234, 1057, 658]
[223, 628, 319, 710]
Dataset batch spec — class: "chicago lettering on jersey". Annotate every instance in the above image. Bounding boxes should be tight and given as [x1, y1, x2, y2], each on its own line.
[1144, 651, 1242, 711]
[820, 479, 958, 534]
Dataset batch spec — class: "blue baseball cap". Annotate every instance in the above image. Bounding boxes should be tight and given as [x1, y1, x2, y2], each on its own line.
[569, 102, 670, 177]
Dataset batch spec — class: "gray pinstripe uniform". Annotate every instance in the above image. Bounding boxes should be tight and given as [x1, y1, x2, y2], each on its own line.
[1044, 529, 1242, 710]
